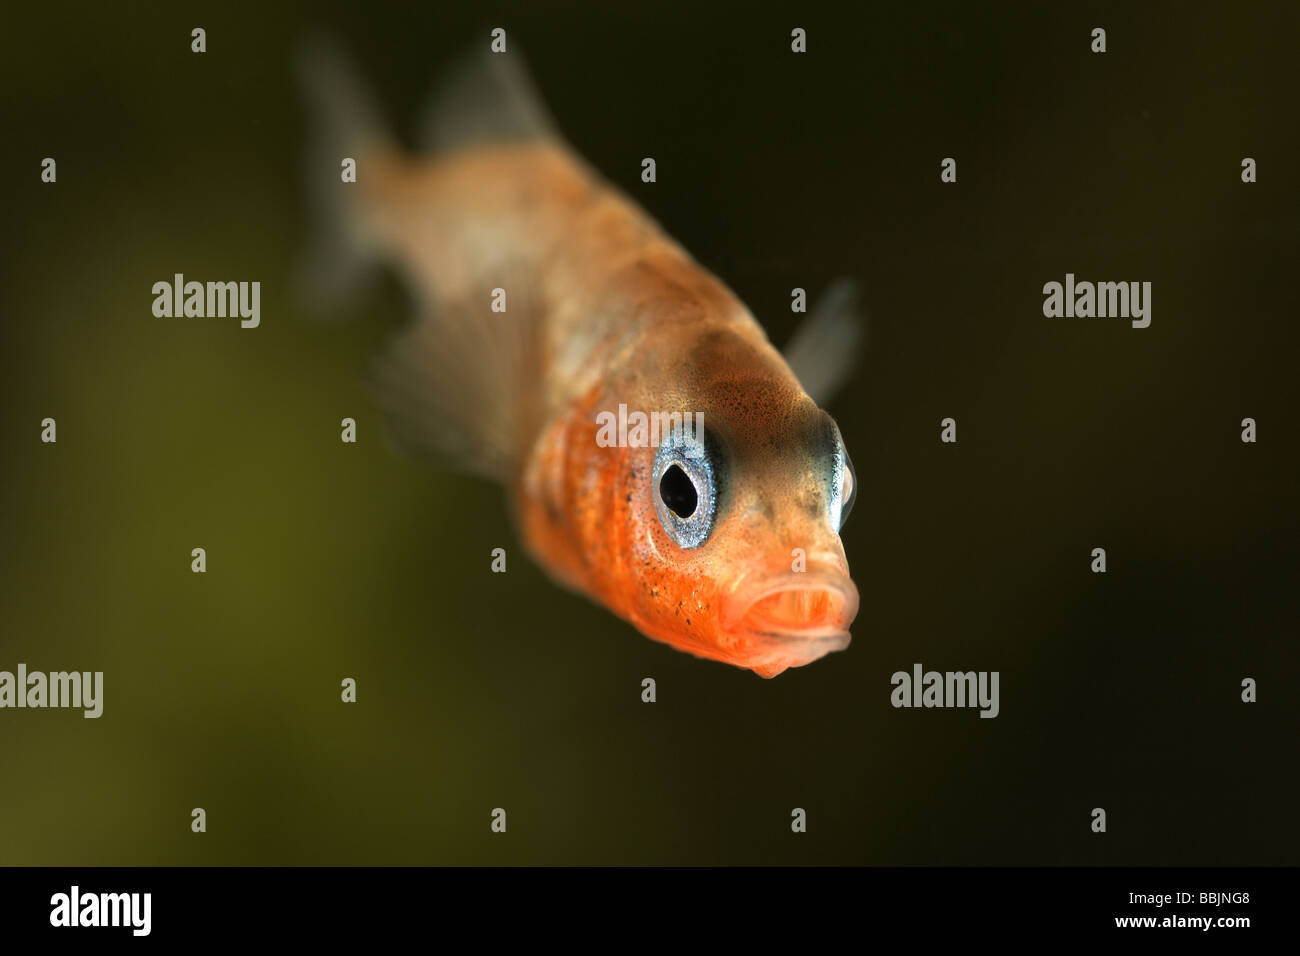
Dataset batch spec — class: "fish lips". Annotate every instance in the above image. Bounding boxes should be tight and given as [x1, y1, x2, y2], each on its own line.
[723, 564, 860, 665]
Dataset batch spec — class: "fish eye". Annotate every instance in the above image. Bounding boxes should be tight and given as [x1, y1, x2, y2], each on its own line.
[652, 430, 718, 550]
[659, 464, 698, 518]
[830, 427, 857, 532]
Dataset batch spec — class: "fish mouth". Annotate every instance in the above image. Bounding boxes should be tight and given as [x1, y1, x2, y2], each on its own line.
[724, 566, 860, 660]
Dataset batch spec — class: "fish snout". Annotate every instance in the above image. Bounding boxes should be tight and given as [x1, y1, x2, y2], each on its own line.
[723, 563, 860, 663]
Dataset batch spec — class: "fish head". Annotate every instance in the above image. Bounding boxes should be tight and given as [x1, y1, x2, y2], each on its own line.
[623, 334, 860, 678]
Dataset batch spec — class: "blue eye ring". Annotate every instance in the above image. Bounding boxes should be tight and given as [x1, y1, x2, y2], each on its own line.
[652, 428, 718, 550]
[829, 427, 857, 532]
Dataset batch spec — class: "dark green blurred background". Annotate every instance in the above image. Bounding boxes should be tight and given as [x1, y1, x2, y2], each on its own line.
[2, 1, 1296, 864]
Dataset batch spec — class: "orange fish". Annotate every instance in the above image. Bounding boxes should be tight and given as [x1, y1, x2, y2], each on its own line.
[298, 40, 864, 677]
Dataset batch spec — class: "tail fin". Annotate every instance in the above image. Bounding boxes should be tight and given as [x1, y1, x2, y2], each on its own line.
[294, 34, 398, 310]
[296, 37, 556, 482]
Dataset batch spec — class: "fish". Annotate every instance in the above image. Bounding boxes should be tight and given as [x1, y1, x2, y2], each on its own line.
[296, 38, 865, 678]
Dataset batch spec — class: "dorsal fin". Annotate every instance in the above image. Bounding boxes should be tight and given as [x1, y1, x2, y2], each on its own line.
[418, 47, 560, 153]
[366, 49, 561, 481]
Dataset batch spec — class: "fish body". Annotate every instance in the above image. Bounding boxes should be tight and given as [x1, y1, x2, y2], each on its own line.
[299, 42, 863, 677]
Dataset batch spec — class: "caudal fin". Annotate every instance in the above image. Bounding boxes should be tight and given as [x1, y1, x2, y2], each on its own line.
[294, 34, 399, 310]
[297, 37, 555, 483]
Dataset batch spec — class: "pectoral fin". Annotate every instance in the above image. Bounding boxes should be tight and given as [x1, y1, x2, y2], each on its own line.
[371, 282, 542, 484]
[783, 278, 868, 407]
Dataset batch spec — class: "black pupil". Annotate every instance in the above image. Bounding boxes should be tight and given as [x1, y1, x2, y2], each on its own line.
[659, 464, 698, 519]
